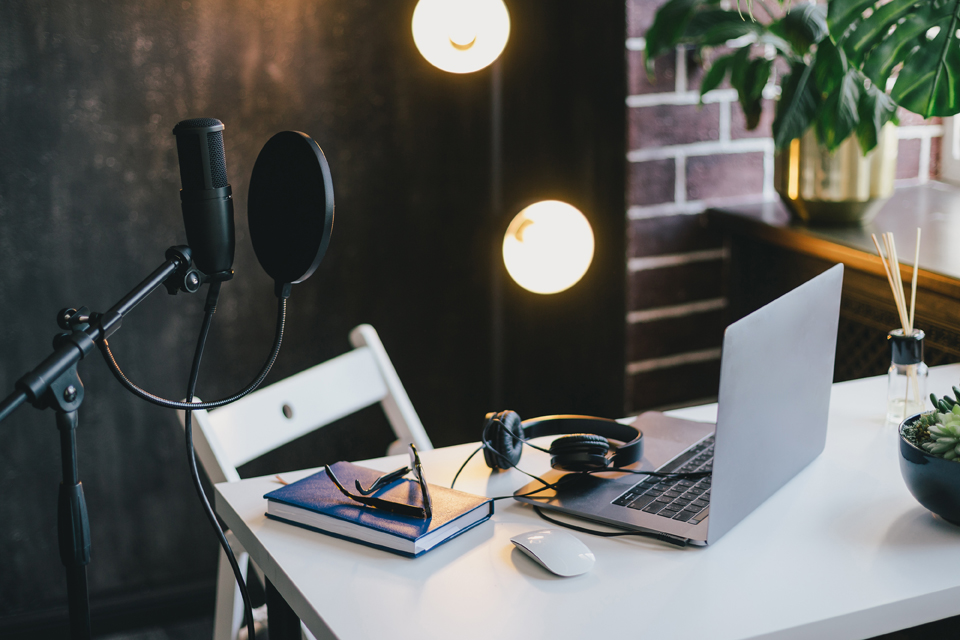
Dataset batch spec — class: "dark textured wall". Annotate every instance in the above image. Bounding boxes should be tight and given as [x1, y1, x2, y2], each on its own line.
[0, 0, 625, 631]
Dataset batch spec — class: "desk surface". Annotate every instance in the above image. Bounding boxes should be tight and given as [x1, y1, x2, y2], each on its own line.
[216, 366, 960, 640]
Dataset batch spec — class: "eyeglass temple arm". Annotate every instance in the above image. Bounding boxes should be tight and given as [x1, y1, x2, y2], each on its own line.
[354, 465, 410, 495]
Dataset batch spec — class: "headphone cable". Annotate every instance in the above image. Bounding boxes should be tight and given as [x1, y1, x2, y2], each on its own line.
[450, 415, 709, 490]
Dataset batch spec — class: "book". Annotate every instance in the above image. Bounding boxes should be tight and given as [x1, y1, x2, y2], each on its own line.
[263, 461, 493, 557]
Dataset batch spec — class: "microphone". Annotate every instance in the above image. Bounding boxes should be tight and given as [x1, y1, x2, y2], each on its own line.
[172, 118, 235, 280]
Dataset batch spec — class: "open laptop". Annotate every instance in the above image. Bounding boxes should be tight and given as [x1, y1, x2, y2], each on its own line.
[515, 264, 843, 546]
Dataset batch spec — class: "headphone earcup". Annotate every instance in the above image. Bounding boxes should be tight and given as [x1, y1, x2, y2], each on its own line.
[550, 434, 611, 471]
[482, 411, 525, 470]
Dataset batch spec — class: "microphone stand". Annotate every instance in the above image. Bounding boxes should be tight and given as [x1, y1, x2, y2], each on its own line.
[0, 246, 199, 640]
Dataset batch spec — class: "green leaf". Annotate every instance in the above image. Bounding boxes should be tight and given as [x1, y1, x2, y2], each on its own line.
[757, 33, 800, 61]
[644, 0, 702, 76]
[773, 62, 819, 149]
[835, 0, 960, 119]
[685, 8, 752, 41]
[860, 13, 933, 88]
[816, 69, 861, 150]
[727, 47, 754, 114]
[814, 37, 848, 96]
[736, 57, 772, 129]
[891, 6, 960, 117]
[827, 0, 878, 43]
[856, 80, 898, 153]
[700, 54, 734, 103]
[769, 4, 828, 56]
[843, 0, 917, 66]
[697, 18, 763, 47]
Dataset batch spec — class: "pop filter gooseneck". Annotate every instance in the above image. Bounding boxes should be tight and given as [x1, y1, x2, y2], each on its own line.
[248, 131, 335, 295]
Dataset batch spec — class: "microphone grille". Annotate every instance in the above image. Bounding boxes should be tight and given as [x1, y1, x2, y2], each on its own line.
[207, 130, 228, 188]
[176, 117, 223, 129]
[173, 117, 228, 190]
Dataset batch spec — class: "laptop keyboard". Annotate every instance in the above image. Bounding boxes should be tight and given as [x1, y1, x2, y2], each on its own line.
[612, 435, 714, 524]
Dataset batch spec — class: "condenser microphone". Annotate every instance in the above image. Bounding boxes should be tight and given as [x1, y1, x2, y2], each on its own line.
[172, 118, 235, 280]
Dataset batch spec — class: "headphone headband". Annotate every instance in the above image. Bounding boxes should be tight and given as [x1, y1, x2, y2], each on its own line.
[521, 414, 643, 468]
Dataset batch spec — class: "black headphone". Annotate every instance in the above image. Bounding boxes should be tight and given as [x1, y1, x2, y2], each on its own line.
[482, 410, 644, 472]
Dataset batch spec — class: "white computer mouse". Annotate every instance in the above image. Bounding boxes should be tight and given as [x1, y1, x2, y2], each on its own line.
[510, 529, 595, 577]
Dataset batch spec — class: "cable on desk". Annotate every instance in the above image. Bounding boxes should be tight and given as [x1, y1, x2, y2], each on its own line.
[449, 437, 709, 492]
[533, 507, 688, 547]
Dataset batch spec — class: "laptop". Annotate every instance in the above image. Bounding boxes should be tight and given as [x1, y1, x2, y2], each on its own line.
[514, 264, 843, 546]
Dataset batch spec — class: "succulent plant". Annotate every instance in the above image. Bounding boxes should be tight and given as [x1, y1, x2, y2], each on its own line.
[902, 388, 960, 458]
[922, 406, 960, 460]
[905, 388, 960, 461]
[912, 414, 934, 444]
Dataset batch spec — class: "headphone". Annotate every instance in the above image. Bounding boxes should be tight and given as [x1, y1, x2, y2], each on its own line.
[482, 411, 644, 472]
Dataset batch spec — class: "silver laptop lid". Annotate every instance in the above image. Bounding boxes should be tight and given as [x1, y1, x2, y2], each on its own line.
[707, 264, 843, 544]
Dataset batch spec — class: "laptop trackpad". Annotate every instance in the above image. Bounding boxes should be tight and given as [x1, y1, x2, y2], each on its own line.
[631, 411, 716, 470]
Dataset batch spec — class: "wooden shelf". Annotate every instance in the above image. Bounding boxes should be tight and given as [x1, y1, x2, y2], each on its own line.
[708, 183, 960, 381]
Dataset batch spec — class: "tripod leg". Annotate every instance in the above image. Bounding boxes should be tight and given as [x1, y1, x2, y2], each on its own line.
[57, 409, 92, 640]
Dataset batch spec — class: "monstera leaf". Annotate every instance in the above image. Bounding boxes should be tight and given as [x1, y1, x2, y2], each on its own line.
[643, 0, 937, 154]
[829, 0, 960, 118]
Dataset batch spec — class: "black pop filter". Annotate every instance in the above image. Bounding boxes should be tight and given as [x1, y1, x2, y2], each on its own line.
[248, 131, 334, 288]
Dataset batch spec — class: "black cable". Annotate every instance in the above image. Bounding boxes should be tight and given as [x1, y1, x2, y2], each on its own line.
[449, 416, 710, 490]
[450, 417, 709, 547]
[532, 506, 688, 547]
[449, 444, 484, 490]
[493, 473, 583, 501]
[585, 467, 710, 480]
[99, 295, 287, 410]
[182, 282, 258, 640]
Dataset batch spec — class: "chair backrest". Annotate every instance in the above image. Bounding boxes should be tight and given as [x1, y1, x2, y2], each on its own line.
[179, 324, 432, 485]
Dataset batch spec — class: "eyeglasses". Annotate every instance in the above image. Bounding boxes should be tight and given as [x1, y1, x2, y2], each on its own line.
[325, 443, 433, 519]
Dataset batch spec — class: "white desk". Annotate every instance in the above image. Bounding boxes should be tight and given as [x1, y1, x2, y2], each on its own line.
[216, 366, 960, 640]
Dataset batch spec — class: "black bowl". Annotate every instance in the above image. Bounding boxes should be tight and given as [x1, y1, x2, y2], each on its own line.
[899, 414, 960, 525]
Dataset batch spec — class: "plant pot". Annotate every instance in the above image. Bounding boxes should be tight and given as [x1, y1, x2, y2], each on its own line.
[774, 123, 898, 226]
[899, 413, 960, 525]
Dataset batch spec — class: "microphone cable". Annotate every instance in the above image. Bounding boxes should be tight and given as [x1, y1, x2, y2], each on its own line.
[180, 281, 258, 640]
[98, 293, 287, 411]
[100, 279, 287, 640]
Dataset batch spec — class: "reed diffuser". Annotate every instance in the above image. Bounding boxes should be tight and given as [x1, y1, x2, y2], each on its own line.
[872, 230, 928, 424]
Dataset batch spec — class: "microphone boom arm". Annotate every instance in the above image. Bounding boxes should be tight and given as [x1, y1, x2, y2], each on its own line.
[0, 245, 195, 423]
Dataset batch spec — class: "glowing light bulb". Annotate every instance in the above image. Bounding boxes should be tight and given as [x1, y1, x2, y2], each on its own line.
[502, 201, 595, 295]
[412, 0, 510, 74]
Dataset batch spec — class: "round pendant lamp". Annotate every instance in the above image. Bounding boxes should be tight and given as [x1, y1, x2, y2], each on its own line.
[502, 200, 595, 295]
[412, 0, 510, 73]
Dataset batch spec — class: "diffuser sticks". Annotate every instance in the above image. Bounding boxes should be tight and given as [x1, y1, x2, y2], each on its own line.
[873, 229, 926, 424]
[871, 229, 921, 337]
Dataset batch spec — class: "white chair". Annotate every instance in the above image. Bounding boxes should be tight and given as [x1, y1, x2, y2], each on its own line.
[178, 323, 433, 640]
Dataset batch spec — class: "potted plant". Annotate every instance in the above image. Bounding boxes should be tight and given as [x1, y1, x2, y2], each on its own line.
[645, 0, 960, 225]
[900, 390, 960, 524]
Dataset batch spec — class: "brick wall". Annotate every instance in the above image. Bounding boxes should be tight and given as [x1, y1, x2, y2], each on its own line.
[624, 0, 945, 414]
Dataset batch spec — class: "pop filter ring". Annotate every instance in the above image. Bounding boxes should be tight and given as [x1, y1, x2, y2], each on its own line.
[248, 131, 335, 291]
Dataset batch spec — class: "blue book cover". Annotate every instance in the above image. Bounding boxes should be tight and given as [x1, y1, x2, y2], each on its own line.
[264, 461, 493, 557]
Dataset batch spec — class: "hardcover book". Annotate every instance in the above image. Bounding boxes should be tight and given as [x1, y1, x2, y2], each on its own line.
[263, 461, 493, 557]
